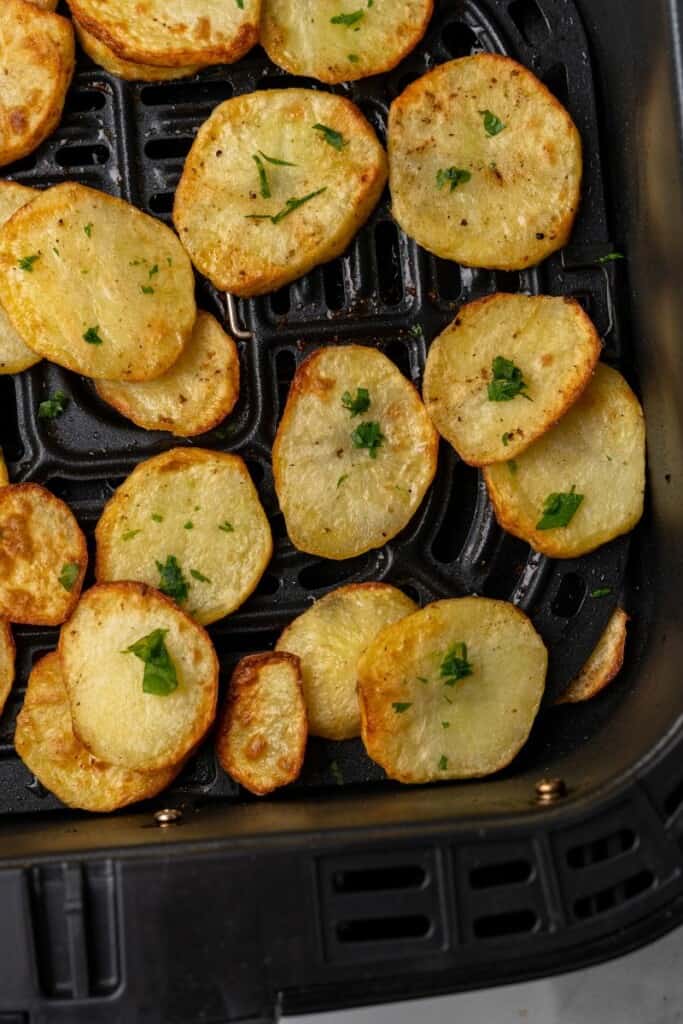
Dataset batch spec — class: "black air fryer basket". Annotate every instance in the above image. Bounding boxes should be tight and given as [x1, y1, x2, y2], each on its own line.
[1, 0, 683, 1020]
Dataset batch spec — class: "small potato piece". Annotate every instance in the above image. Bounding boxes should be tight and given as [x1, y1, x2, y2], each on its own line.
[0, 483, 87, 625]
[273, 346, 438, 560]
[95, 311, 240, 437]
[96, 448, 272, 625]
[75, 23, 203, 81]
[0, 182, 196, 382]
[0, 451, 8, 486]
[174, 90, 387, 296]
[216, 652, 307, 795]
[261, 0, 433, 84]
[389, 54, 582, 270]
[15, 653, 179, 811]
[0, 620, 15, 718]
[484, 365, 646, 558]
[277, 583, 417, 739]
[423, 294, 601, 465]
[359, 597, 547, 783]
[557, 609, 629, 704]
[0, 181, 41, 374]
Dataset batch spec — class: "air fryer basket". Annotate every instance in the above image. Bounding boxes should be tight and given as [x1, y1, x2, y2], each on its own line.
[1, 0, 683, 1021]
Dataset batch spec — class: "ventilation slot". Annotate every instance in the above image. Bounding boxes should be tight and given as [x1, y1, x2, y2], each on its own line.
[574, 870, 654, 920]
[337, 915, 431, 943]
[68, 90, 107, 113]
[333, 865, 427, 893]
[144, 137, 194, 161]
[0, 377, 24, 462]
[323, 259, 346, 311]
[567, 828, 637, 869]
[508, 0, 550, 45]
[470, 859, 532, 889]
[432, 257, 462, 301]
[55, 144, 110, 168]
[270, 285, 291, 317]
[473, 908, 538, 938]
[441, 21, 478, 58]
[383, 340, 414, 380]
[140, 79, 232, 107]
[148, 192, 174, 214]
[664, 777, 683, 821]
[496, 271, 522, 292]
[253, 573, 280, 597]
[543, 64, 570, 106]
[298, 552, 374, 593]
[551, 572, 586, 618]
[375, 222, 404, 306]
[275, 348, 297, 415]
[431, 459, 480, 564]
[257, 75, 322, 92]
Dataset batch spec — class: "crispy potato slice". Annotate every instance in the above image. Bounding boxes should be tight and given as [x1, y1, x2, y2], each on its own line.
[276, 583, 417, 739]
[75, 23, 203, 81]
[0, 620, 15, 719]
[261, 0, 433, 84]
[0, 450, 8, 486]
[216, 652, 307, 795]
[66, 0, 259, 68]
[557, 608, 629, 704]
[0, 182, 196, 381]
[15, 653, 179, 811]
[273, 346, 438, 560]
[389, 54, 582, 270]
[29, 0, 59, 8]
[0, 181, 41, 374]
[484, 365, 646, 558]
[0, 0, 75, 169]
[423, 294, 601, 465]
[96, 448, 272, 625]
[0, 483, 87, 626]
[359, 597, 547, 783]
[95, 311, 240, 437]
[174, 90, 388, 296]
[59, 582, 219, 771]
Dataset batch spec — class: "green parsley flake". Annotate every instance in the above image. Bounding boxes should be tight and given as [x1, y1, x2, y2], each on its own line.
[436, 167, 471, 192]
[184, 521, 194, 530]
[18, 254, 40, 272]
[245, 188, 327, 225]
[190, 569, 212, 583]
[156, 555, 189, 603]
[508, 460, 518, 474]
[438, 754, 448, 771]
[480, 109, 505, 136]
[488, 355, 530, 402]
[341, 387, 370, 416]
[58, 562, 80, 592]
[337, 474, 349, 489]
[219, 520, 234, 533]
[536, 485, 584, 530]
[252, 153, 271, 199]
[149, 264, 159, 278]
[417, 676, 429, 684]
[151, 513, 164, 523]
[351, 420, 385, 458]
[502, 431, 514, 446]
[123, 628, 178, 696]
[84, 222, 93, 237]
[313, 123, 347, 151]
[258, 150, 297, 166]
[122, 529, 141, 541]
[140, 285, 154, 295]
[331, 10, 364, 26]
[596, 252, 624, 263]
[235, 0, 244, 8]
[591, 587, 612, 598]
[392, 702, 412, 713]
[38, 390, 69, 420]
[83, 326, 104, 346]
[440, 641, 473, 685]
[348, 53, 360, 62]
[442, 721, 451, 729]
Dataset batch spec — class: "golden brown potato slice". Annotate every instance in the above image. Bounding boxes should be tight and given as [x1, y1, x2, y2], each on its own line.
[95, 311, 240, 437]
[0, 620, 15, 718]
[15, 652, 179, 811]
[0, 1, 75, 169]
[261, 0, 433, 84]
[96, 448, 272, 625]
[389, 54, 582, 270]
[0, 182, 196, 382]
[0, 450, 8, 486]
[276, 583, 417, 739]
[484, 364, 646, 558]
[273, 346, 438, 559]
[423, 294, 601, 465]
[28, 0, 59, 9]
[59, 582, 219, 771]
[174, 90, 387, 296]
[216, 652, 307, 795]
[75, 23, 203, 81]
[557, 608, 628, 704]
[0, 181, 41, 374]
[0, 483, 87, 625]
[359, 597, 547, 783]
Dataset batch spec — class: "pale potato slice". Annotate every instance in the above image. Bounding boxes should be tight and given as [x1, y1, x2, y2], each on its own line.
[59, 582, 219, 771]
[359, 597, 547, 783]
[0, 1, 75, 169]
[276, 583, 417, 740]
[95, 311, 240, 437]
[66, 0, 260, 68]
[557, 608, 628, 704]
[273, 345, 438, 560]
[0, 181, 41, 374]
[261, 0, 433, 84]
[75, 23, 203, 82]
[0, 182, 196, 382]
[423, 294, 601, 465]
[484, 365, 646, 558]
[389, 54, 582, 270]
[96, 448, 272, 625]
[15, 653, 179, 811]
[0, 483, 87, 625]
[0, 620, 15, 718]
[0, 450, 8, 486]
[216, 652, 307, 795]
[28, 0, 59, 9]
[174, 89, 388, 296]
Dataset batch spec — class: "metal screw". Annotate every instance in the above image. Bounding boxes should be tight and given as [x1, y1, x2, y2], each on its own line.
[535, 778, 567, 804]
[154, 808, 182, 827]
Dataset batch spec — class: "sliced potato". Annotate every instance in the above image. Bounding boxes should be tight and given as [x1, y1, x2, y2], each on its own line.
[174, 89, 388, 296]
[557, 608, 628, 704]
[216, 652, 307, 795]
[277, 583, 417, 740]
[95, 311, 240, 437]
[0, 450, 8, 486]
[0, 1, 75, 169]
[28, 0, 59, 9]
[75, 23, 203, 81]
[0, 181, 41, 374]
[59, 582, 219, 771]
[0, 483, 87, 625]
[423, 294, 601, 465]
[0, 182, 196, 381]
[96, 448, 272, 625]
[273, 345, 438, 560]
[0, 620, 15, 719]
[15, 652, 179, 811]
[389, 54, 582, 270]
[359, 597, 547, 783]
[261, 0, 433, 84]
[484, 365, 646, 558]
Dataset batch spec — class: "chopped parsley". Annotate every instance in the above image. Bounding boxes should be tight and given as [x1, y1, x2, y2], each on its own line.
[436, 167, 471, 192]
[151, 513, 164, 523]
[123, 628, 178, 696]
[156, 554, 189, 603]
[590, 587, 612, 598]
[245, 188, 327, 224]
[58, 562, 80, 592]
[596, 252, 624, 263]
[252, 153, 271, 199]
[417, 676, 429, 684]
[337, 474, 349, 488]
[140, 284, 155, 295]
[218, 520, 234, 533]
[330, 10, 364, 26]
[258, 150, 297, 166]
[488, 355, 530, 402]
[442, 721, 451, 729]
[190, 569, 212, 583]
[83, 326, 103, 346]
[440, 641, 473, 685]
[18, 254, 40, 272]
[508, 460, 518, 474]
[38, 390, 69, 420]
[183, 521, 194, 530]
[348, 53, 359, 62]
[438, 754, 448, 771]
[351, 420, 385, 458]
[84, 222, 93, 237]
[235, 0, 244, 7]
[392, 702, 412, 713]
[501, 431, 514, 446]
[341, 387, 370, 416]
[480, 109, 505, 136]
[122, 529, 141, 541]
[148, 264, 159, 278]
[313, 123, 347, 151]
[536, 485, 584, 530]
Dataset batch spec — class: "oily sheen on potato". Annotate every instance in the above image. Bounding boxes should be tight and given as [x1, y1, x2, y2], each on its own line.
[75, 23, 202, 82]
[358, 597, 547, 783]
[389, 54, 582, 269]
[557, 608, 628, 704]
[0, 181, 41, 374]
[173, 90, 388, 296]
[0, 620, 15, 719]
[423, 294, 601, 465]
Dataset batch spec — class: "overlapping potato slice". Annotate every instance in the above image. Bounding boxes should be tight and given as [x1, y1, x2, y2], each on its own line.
[423, 294, 601, 465]
[15, 652, 179, 811]
[96, 448, 272, 625]
[75, 23, 203, 81]
[0, 181, 41, 374]
[0, 620, 15, 718]
[484, 365, 646, 558]
[174, 90, 388, 296]
[389, 54, 582, 270]
[557, 608, 628, 704]
[0, 182, 196, 381]
[0, 483, 87, 625]
[359, 597, 547, 783]
[0, 449, 8, 486]
[216, 652, 307, 795]
[29, 0, 59, 9]
[276, 583, 417, 739]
